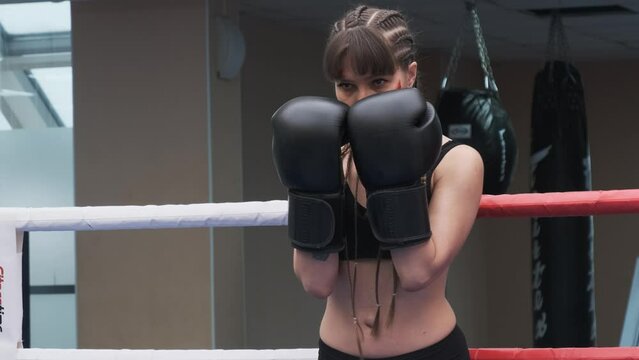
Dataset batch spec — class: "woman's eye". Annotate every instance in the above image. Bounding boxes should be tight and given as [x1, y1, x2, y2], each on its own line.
[337, 82, 354, 91]
[372, 79, 388, 88]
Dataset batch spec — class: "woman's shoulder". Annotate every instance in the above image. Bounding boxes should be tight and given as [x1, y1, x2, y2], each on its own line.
[445, 142, 482, 161]
[435, 139, 483, 183]
[438, 134, 482, 161]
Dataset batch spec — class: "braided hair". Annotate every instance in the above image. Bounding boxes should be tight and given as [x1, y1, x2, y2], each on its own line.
[323, 5, 417, 81]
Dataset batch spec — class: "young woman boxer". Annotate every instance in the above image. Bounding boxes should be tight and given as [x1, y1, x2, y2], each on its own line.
[273, 5, 483, 360]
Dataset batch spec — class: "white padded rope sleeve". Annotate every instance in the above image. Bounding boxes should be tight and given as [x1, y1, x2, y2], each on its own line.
[0, 201, 288, 232]
[15, 348, 319, 360]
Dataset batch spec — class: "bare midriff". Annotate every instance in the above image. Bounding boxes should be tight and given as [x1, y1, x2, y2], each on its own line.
[320, 259, 456, 358]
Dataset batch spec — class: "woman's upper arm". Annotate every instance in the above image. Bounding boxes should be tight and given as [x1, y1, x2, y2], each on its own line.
[390, 144, 483, 289]
[427, 144, 484, 269]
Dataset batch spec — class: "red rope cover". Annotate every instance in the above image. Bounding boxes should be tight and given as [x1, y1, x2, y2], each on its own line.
[470, 347, 639, 360]
[478, 190, 639, 218]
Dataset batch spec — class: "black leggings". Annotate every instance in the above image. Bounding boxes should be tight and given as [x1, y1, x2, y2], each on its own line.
[318, 326, 470, 360]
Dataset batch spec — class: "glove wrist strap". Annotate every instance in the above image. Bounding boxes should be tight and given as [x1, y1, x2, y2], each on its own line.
[288, 190, 344, 252]
[366, 184, 431, 249]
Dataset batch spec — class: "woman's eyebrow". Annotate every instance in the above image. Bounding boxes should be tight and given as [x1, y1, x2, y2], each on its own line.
[366, 73, 393, 80]
[337, 74, 387, 82]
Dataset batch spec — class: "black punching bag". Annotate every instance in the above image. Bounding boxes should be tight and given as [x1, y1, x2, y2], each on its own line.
[530, 13, 596, 347]
[438, 89, 517, 194]
[437, 1, 517, 195]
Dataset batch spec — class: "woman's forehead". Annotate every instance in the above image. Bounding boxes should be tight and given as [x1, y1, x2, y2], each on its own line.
[338, 61, 396, 81]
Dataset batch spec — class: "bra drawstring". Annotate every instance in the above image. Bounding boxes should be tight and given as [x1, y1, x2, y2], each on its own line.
[345, 173, 364, 359]
[371, 249, 382, 336]
[386, 265, 399, 328]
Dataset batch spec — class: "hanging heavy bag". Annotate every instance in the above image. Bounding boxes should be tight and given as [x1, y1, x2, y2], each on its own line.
[437, 1, 517, 195]
[530, 12, 596, 347]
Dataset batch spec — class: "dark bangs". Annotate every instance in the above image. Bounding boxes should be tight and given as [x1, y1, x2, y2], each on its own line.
[323, 26, 397, 81]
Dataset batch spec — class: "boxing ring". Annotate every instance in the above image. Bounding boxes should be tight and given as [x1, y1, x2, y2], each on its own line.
[2, 190, 639, 359]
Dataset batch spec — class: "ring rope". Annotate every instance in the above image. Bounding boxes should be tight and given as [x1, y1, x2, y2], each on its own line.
[1, 190, 639, 232]
[478, 189, 639, 218]
[0, 200, 288, 231]
[11, 346, 639, 359]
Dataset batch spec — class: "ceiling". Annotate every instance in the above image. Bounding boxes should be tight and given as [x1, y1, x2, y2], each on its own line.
[239, 0, 639, 61]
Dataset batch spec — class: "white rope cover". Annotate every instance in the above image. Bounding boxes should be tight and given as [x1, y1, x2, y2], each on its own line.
[15, 348, 318, 360]
[0, 201, 288, 231]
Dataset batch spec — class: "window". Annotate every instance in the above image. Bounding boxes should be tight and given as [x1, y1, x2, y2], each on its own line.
[0, 0, 76, 348]
[0, 1, 72, 130]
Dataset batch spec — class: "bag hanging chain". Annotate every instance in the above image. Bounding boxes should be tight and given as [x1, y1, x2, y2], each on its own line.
[469, 1, 498, 92]
[441, 0, 498, 93]
[441, 19, 465, 89]
[546, 10, 570, 62]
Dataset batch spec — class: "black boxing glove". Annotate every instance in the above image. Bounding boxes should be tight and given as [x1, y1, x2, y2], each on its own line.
[272, 97, 348, 255]
[348, 88, 442, 249]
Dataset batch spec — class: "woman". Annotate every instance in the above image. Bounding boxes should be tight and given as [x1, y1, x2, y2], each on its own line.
[292, 5, 484, 360]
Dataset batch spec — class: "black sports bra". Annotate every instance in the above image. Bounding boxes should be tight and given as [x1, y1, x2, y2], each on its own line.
[339, 140, 462, 261]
